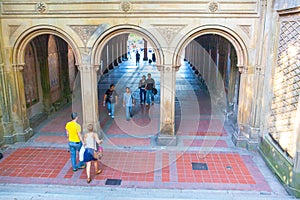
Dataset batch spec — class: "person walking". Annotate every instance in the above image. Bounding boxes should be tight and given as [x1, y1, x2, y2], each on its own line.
[65, 112, 86, 172]
[145, 73, 155, 106]
[123, 87, 135, 121]
[83, 124, 103, 184]
[138, 75, 146, 104]
[103, 84, 118, 119]
[135, 51, 140, 65]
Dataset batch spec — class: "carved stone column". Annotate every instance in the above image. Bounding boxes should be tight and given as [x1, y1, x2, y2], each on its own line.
[112, 38, 119, 67]
[232, 64, 260, 150]
[143, 39, 148, 61]
[3, 62, 32, 144]
[0, 63, 8, 146]
[117, 36, 122, 64]
[108, 41, 114, 70]
[78, 48, 99, 131]
[123, 34, 129, 60]
[157, 64, 179, 146]
[232, 65, 248, 148]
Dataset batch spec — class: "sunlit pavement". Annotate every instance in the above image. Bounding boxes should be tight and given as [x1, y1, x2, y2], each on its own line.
[0, 58, 294, 199]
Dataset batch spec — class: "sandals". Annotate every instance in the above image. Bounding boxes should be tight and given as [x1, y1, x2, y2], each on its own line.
[86, 170, 102, 183]
[95, 169, 102, 175]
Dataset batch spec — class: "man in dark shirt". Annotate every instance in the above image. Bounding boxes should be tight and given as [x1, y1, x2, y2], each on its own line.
[103, 84, 118, 118]
[145, 73, 155, 106]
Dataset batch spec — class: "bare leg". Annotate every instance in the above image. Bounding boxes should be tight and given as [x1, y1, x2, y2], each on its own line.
[94, 161, 102, 175]
[86, 161, 91, 183]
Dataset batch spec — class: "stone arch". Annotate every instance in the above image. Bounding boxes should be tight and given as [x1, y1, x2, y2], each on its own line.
[91, 24, 163, 67]
[12, 25, 81, 66]
[173, 25, 248, 68]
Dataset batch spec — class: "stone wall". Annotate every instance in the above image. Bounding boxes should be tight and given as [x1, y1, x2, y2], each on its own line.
[259, 0, 300, 197]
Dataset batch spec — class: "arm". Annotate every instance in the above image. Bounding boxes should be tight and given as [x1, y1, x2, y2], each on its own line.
[82, 134, 87, 146]
[78, 131, 84, 145]
[65, 130, 69, 139]
[115, 95, 118, 105]
[94, 133, 103, 145]
[123, 94, 125, 107]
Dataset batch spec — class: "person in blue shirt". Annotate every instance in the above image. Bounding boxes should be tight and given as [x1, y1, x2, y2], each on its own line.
[123, 87, 135, 121]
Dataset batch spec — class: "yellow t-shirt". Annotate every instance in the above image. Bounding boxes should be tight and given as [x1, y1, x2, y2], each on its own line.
[65, 121, 81, 142]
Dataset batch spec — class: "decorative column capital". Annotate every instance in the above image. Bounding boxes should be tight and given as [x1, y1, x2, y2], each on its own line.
[77, 64, 98, 73]
[157, 64, 180, 72]
[237, 65, 247, 74]
[12, 64, 25, 72]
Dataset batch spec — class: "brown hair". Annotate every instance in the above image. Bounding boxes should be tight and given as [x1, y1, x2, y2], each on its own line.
[87, 124, 93, 132]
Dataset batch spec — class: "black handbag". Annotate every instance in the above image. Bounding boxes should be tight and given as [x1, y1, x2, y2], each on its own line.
[152, 88, 158, 95]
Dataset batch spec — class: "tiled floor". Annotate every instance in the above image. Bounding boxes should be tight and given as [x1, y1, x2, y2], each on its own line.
[0, 59, 283, 195]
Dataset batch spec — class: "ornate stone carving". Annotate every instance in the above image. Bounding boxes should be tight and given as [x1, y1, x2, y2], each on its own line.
[208, 1, 218, 13]
[70, 25, 98, 45]
[9, 25, 20, 38]
[152, 24, 186, 44]
[35, 2, 47, 13]
[120, 1, 132, 12]
[239, 25, 252, 38]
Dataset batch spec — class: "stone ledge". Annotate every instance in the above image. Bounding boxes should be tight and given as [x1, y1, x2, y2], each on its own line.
[29, 112, 48, 128]
[4, 128, 33, 144]
[259, 136, 300, 198]
[157, 134, 177, 146]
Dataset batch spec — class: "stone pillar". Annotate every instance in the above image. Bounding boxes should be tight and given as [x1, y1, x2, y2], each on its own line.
[0, 36, 5, 145]
[108, 41, 114, 70]
[2, 60, 33, 144]
[101, 44, 108, 74]
[157, 62, 179, 146]
[117, 36, 122, 64]
[143, 39, 148, 61]
[232, 64, 261, 150]
[38, 53, 52, 113]
[78, 48, 99, 131]
[123, 34, 129, 60]
[112, 38, 119, 67]
[0, 63, 7, 146]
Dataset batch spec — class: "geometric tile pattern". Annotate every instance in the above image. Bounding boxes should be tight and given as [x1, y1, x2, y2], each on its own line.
[0, 148, 69, 178]
[175, 153, 256, 184]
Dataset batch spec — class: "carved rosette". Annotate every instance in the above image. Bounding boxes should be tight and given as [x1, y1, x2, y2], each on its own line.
[208, 2, 218, 13]
[120, 1, 132, 12]
[36, 2, 47, 13]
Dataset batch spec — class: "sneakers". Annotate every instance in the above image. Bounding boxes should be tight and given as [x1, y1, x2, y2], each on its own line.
[78, 164, 86, 169]
[111, 115, 114, 119]
[108, 113, 111, 116]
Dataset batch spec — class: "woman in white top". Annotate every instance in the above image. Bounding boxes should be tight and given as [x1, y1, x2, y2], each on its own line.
[83, 124, 103, 183]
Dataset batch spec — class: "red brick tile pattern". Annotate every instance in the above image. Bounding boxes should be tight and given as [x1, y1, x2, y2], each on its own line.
[175, 153, 256, 184]
[0, 148, 69, 178]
